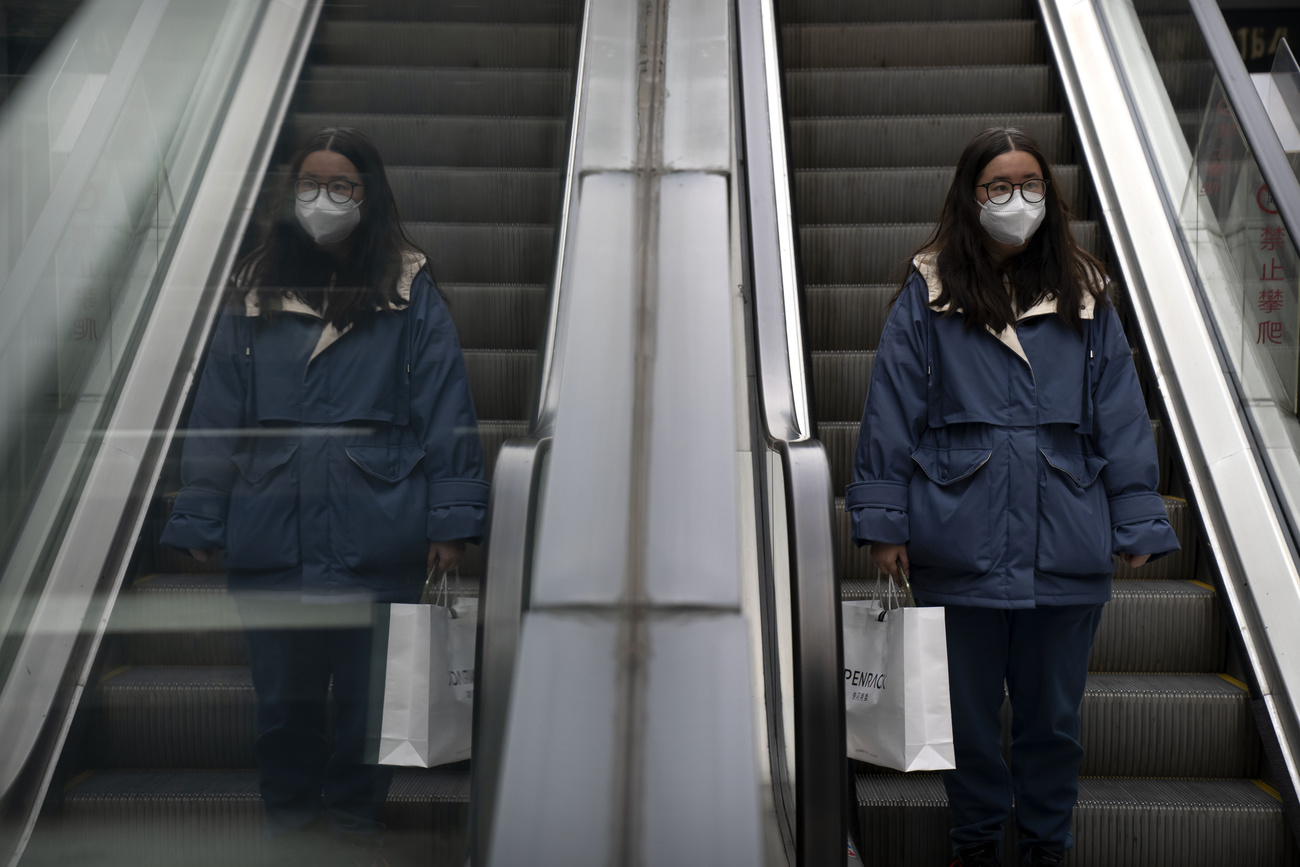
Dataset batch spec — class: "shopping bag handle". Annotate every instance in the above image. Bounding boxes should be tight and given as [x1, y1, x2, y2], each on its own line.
[872, 567, 917, 621]
[418, 563, 463, 608]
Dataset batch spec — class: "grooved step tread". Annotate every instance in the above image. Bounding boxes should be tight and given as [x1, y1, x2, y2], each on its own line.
[788, 113, 1068, 168]
[442, 283, 549, 351]
[385, 168, 563, 223]
[298, 66, 573, 116]
[781, 21, 1043, 69]
[776, 0, 1032, 25]
[784, 66, 1055, 117]
[288, 114, 566, 168]
[407, 222, 554, 284]
[313, 21, 577, 69]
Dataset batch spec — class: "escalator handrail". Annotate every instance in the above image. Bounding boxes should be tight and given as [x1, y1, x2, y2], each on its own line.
[1187, 0, 1300, 256]
[734, 0, 846, 864]
[0, 1, 321, 862]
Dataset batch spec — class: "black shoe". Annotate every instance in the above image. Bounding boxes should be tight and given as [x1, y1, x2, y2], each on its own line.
[1022, 845, 1064, 866]
[950, 841, 1001, 867]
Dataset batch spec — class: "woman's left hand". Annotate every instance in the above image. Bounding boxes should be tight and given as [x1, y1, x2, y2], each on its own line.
[428, 540, 467, 575]
[1120, 552, 1151, 569]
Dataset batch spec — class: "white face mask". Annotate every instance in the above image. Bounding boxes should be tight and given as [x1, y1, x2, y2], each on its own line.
[977, 190, 1046, 247]
[295, 195, 362, 245]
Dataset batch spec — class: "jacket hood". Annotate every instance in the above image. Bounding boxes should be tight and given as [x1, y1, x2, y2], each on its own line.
[243, 250, 427, 361]
[912, 251, 1097, 366]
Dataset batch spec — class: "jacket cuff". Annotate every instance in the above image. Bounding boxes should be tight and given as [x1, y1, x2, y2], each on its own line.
[846, 480, 908, 511]
[1109, 492, 1181, 557]
[427, 479, 490, 544]
[846, 480, 909, 546]
[160, 487, 229, 552]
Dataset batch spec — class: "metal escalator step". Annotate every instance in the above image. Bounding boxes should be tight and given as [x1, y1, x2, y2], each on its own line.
[477, 419, 530, 485]
[788, 114, 1068, 169]
[799, 220, 1097, 285]
[775, 0, 1031, 24]
[444, 283, 548, 350]
[54, 768, 469, 867]
[1079, 673, 1254, 776]
[818, 418, 1167, 497]
[92, 667, 256, 768]
[853, 775, 1296, 866]
[1154, 59, 1215, 112]
[785, 67, 1054, 117]
[463, 349, 537, 421]
[312, 21, 577, 69]
[113, 575, 246, 667]
[297, 67, 573, 117]
[327, 0, 580, 24]
[805, 285, 895, 352]
[406, 223, 554, 284]
[834, 496, 1192, 583]
[288, 114, 566, 168]
[812, 350, 874, 423]
[387, 168, 562, 223]
[781, 21, 1042, 70]
[794, 165, 1080, 225]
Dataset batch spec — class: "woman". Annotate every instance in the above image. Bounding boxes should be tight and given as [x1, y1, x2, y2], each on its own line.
[161, 127, 487, 864]
[846, 128, 1178, 867]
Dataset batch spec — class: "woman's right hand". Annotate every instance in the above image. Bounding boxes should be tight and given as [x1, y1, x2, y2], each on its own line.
[871, 542, 910, 584]
[189, 549, 215, 563]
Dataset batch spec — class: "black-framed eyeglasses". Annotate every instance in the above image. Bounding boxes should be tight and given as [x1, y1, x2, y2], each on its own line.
[294, 177, 364, 204]
[976, 178, 1049, 205]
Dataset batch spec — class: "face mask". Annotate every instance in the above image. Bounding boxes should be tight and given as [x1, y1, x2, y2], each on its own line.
[295, 195, 362, 245]
[977, 190, 1046, 247]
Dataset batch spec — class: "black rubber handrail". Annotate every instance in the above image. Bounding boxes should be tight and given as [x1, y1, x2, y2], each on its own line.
[734, 1, 848, 864]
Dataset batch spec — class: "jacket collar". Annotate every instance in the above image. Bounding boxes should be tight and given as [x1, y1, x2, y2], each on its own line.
[912, 252, 1096, 366]
[243, 251, 426, 361]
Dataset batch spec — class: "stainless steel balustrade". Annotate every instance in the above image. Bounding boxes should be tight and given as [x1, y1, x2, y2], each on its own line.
[0, 0, 320, 863]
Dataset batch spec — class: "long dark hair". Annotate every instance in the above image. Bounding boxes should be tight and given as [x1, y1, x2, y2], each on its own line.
[905, 127, 1108, 335]
[234, 127, 426, 328]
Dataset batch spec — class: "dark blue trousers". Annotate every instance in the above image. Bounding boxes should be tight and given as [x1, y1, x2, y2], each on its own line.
[941, 603, 1104, 859]
[234, 597, 395, 841]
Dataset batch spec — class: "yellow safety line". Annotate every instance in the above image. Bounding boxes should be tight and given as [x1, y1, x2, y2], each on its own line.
[1189, 580, 1215, 592]
[1218, 673, 1250, 692]
[1253, 780, 1283, 801]
[99, 666, 130, 683]
[63, 769, 94, 791]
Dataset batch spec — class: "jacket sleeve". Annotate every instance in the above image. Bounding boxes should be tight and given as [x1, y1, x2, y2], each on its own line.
[158, 308, 247, 553]
[409, 272, 490, 544]
[1091, 306, 1180, 558]
[846, 274, 930, 546]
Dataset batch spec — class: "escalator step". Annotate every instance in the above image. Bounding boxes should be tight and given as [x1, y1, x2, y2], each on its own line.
[775, 0, 1030, 24]
[799, 220, 1096, 285]
[406, 223, 554, 284]
[1138, 15, 1205, 63]
[313, 21, 577, 69]
[114, 575, 245, 667]
[853, 775, 1296, 866]
[288, 113, 566, 168]
[327, 0, 579, 23]
[51, 768, 469, 867]
[812, 350, 874, 423]
[387, 167, 562, 223]
[1154, 59, 1215, 111]
[781, 21, 1043, 69]
[297, 66, 572, 117]
[785, 66, 1054, 117]
[443, 283, 548, 351]
[819, 419, 1167, 495]
[834, 497, 1194, 583]
[463, 349, 536, 421]
[794, 165, 1080, 225]
[805, 285, 895, 352]
[789, 114, 1068, 169]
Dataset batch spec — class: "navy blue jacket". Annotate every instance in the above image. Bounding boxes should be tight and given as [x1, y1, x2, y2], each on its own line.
[847, 254, 1179, 609]
[160, 254, 488, 602]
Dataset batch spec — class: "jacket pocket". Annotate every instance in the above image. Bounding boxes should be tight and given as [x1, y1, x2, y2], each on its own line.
[225, 441, 300, 570]
[907, 446, 995, 573]
[341, 443, 428, 569]
[1036, 447, 1113, 575]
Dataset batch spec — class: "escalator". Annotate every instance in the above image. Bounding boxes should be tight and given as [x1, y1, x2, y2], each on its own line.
[17, 1, 579, 864]
[775, 0, 1300, 863]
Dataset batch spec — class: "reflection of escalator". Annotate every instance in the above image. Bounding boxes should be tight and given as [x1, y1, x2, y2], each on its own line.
[23, 3, 578, 864]
[775, 0, 1299, 862]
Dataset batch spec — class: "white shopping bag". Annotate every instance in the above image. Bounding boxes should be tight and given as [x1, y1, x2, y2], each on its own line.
[842, 586, 955, 772]
[370, 574, 477, 768]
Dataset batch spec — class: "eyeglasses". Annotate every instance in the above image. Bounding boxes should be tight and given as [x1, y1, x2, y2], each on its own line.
[294, 177, 364, 204]
[976, 179, 1049, 205]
